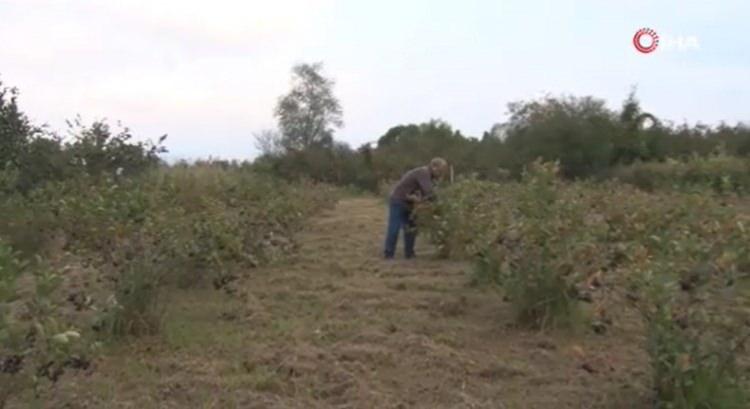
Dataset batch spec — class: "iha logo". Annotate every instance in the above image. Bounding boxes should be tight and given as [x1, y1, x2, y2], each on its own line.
[633, 28, 659, 53]
[633, 28, 700, 54]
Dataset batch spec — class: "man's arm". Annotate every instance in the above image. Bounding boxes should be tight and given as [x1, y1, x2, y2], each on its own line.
[416, 170, 435, 201]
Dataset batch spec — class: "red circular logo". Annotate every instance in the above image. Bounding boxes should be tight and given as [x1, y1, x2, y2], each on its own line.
[633, 28, 659, 53]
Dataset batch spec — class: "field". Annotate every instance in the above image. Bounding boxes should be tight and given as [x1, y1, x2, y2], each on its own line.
[2, 163, 749, 409]
[5, 197, 648, 409]
[3, 11, 749, 408]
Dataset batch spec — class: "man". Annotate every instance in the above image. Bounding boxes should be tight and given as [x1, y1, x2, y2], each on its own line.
[384, 157, 449, 259]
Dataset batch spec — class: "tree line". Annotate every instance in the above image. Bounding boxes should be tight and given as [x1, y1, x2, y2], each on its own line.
[3, 64, 750, 196]
[254, 63, 750, 191]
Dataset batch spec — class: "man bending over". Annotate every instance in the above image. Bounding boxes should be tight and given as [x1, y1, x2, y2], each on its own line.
[384, 157, 449, 259]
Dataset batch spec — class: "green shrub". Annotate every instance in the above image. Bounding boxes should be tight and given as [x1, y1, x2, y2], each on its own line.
[416, 176, 510, 259]
[635, 266, 750, 409]
[626, 196, 750, 409]
[612, 154, 750, 195]
[488, 161, 604, 328]
[423, 161, 602, 329]
[423, 160, 750, 400]
[646, 307, 748, 408]
[1, 241, 92, 407]
[1, 166, 337, 341]
[96, 251, 165, 338]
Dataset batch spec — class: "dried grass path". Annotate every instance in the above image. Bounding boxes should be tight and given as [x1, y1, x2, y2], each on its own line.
[49, 197, 648, 409]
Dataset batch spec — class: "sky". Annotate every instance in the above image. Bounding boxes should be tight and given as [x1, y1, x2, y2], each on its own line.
[1, 0, 749, 160]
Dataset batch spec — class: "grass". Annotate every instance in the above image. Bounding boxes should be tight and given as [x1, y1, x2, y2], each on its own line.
[161, 289, 248, 351]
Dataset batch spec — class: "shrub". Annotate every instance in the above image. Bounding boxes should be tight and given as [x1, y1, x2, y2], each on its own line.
[484, 162, 610, 328]
[642, 289, 749, 408]
[1, 166, 338, 340]
[96, 248, 165, 338]
[1, 241, 91, 407]
[416, 176, 511, 259]
[423, 159, 750, 401]
[611, 154, 750, 195]
[1, 80, 166, 193]
[626, 196, 750, 409]
[421, 161, 607, 329]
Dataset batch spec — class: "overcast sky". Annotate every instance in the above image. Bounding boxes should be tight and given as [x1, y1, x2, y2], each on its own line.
[1, 0, 749, 160]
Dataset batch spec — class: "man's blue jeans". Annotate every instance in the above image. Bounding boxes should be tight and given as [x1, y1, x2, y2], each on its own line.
[384, 199, 416, 259]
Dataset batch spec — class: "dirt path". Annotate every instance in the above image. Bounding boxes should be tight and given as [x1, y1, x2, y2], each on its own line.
[47, 197, 649, 409]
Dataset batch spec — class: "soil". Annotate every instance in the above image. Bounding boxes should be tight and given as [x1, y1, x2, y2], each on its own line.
[23, 197, 652, 408]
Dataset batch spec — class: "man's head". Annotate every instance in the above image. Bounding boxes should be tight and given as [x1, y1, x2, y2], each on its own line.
[428, 157, 449, 179]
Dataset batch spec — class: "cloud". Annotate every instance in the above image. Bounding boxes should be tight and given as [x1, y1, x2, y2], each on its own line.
[90, 0, 329, 48]
[0, 0, 335, 157]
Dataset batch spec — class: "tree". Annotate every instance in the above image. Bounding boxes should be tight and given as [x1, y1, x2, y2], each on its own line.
[0, 80, 36, 169]
[274, 63, 343, 151]
[64, 117, 167, 180]
[253, 129, 283, 156]
[377, 124, 420, 147]
[503, 96, 619, 178]
[612, 87, 662, 164]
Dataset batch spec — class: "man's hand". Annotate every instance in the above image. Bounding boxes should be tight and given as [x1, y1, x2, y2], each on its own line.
[406, 192, 422, 203]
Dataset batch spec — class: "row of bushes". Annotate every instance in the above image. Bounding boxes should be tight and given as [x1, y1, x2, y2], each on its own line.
[418, 162, 750, 408]
[609, 153, 750, 195]
[0, 165, 337, 406]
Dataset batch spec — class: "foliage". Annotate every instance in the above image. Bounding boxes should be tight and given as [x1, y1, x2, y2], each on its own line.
[4, 163, 337, 293]
[420, 161, 604, 329]
[253, 63, 373, 190]
[0, 164, 338, 405]
[610, 153, 750, 195]
[5, 67, 750, 406]
[502, 96, 619, 178]
[373, 120, 476, 181]
[275, 62, 343, 151]
[64, 117, 167, 180]
[259, 82, 750, 192]
[420, 161, 750, 404]
[625, 193, 750, 408]
[640, 277, 749, 409]
[0, 79, 166, 195]
[0, 80, 38, 171]
[1, 241, 92, 407]
[0, 72, 341, 406]
[415, 176, 508, 259]
[255, 142, 379, 192]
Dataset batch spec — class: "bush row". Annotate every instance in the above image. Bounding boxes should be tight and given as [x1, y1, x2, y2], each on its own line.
[0, 165, 337, 406]
[418, 161, 750, 408]
[609, 154, 750, 195]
